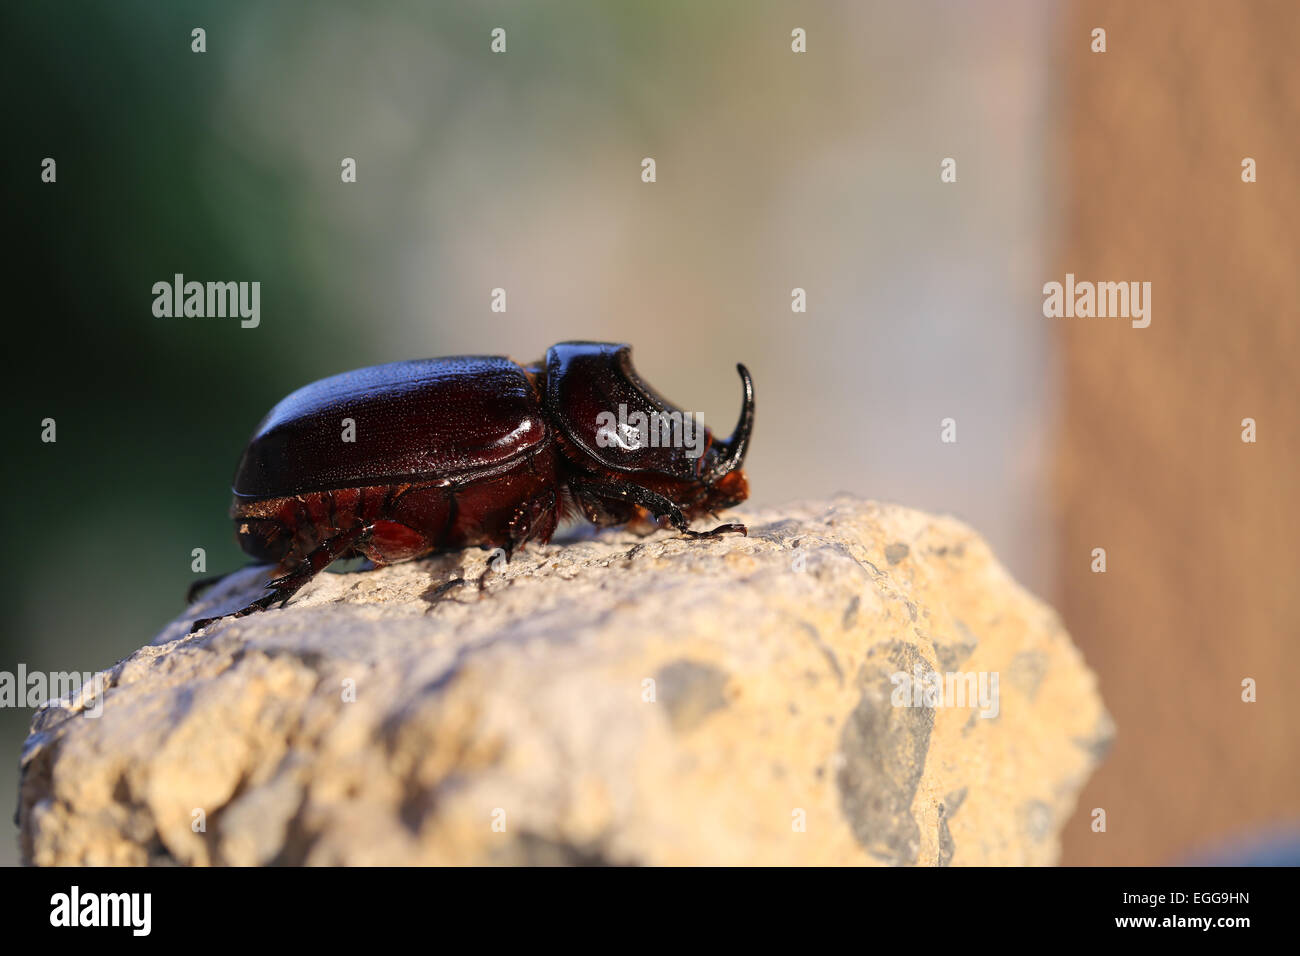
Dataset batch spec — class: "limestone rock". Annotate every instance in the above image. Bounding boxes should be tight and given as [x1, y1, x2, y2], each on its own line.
[18, 496, 1112, 865]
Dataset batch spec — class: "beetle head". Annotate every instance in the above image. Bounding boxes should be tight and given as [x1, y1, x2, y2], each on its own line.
[544, 342, 753, 518]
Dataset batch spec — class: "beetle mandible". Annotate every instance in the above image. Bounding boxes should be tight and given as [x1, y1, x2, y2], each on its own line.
[190, 341, 753, 631]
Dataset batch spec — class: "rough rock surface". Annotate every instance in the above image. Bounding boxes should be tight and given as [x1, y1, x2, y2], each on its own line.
[18, 497, 1112, 866]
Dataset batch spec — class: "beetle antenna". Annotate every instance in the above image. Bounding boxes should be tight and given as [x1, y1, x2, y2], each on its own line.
[706, 363, 754, 483]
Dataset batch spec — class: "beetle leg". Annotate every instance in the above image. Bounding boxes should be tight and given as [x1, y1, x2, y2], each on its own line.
[189, 591, 281, 633]
[472, 487, 559, 596]
[262, 523, 377, 604]
[422, 575, 469, 606]
[682, 522, 748, 539]
[504, 488, 559, 550]
[570, 479, 746, 539]
[477, 534, 519, 594]
[190, 523, 374, 632]
[186, 566, 252, 604]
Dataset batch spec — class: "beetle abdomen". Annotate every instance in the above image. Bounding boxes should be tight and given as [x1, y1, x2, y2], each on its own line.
[233, 444, 561, 570]
[233, 356, 548, 498]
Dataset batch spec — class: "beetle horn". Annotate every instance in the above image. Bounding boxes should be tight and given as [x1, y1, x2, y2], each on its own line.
[706, 363, 754, 482]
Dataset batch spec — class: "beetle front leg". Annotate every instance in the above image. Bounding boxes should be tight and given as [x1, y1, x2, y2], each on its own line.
[190, 524, 375, 632]
[569, 479, 746, 539]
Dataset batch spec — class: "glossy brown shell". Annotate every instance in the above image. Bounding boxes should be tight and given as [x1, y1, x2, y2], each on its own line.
[232, 356, 548, 499]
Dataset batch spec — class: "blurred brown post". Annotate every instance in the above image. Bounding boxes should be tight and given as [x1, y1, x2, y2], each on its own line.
[1055, 0, 1300, 864]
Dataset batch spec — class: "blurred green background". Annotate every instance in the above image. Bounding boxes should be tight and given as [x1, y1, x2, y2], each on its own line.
[1, 1, 1057, 865]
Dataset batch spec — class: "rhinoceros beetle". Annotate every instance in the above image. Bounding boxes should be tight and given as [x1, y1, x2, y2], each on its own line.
[189, 342, 753, 631]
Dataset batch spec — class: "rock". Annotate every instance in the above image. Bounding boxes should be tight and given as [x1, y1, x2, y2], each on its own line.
[18, 496, 1112, 866]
